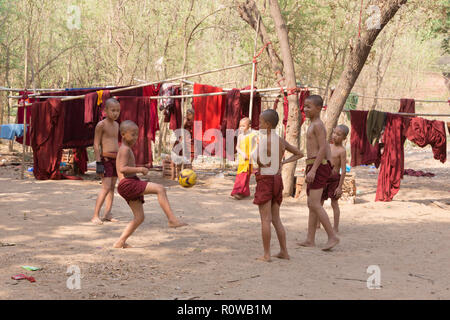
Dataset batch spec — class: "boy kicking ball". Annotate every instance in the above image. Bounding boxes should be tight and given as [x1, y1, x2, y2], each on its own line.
[114, 120, 187, 248]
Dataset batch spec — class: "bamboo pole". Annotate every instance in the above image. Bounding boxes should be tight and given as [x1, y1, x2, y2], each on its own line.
[342, 109, 450, 117]
[10, 87, 294, 108]
[60, 62, 253, 102]
[21, 102, 27, 179]
[248, 15, 261, 122]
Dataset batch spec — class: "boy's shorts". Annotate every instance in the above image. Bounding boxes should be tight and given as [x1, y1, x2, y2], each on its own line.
[118, 176, 148, 204]
[253, 171, 283, 206]
[101, 152, 118, 178]
[322, 172, 341, 201]
[305, 158, 332, 196]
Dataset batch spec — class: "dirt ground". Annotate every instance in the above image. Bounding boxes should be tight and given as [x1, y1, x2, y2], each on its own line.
[0, 142, 449, 300]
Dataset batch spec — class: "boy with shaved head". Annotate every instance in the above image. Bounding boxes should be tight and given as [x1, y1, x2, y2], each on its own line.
[114, 120, 187, 248]
[317, 124, 349, 233]
[91, 98, 121, 225]
[299, 95, 340, 251]
[252, 109, 304, 262]
[231, 117, 256, 199]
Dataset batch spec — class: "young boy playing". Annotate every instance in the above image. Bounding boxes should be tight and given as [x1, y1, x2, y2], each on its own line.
[317, 125, 349, 233]
[231, 117, 256, 200]
[299, 95, 340, 251]
[91, 98, 121, 225]
[253, 110, 304, 262]
[114, 120, 187, 248]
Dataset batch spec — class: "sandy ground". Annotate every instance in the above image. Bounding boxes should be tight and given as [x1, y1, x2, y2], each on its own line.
[0, 142, 449, 300]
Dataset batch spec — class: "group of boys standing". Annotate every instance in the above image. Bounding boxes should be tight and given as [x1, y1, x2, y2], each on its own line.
[231, 95, 348, 261]
[91, 94, 348, 259]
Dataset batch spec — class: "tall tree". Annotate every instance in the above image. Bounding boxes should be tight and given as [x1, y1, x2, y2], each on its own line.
[268, 0, 300, 196]
[325, 0, 408, 140]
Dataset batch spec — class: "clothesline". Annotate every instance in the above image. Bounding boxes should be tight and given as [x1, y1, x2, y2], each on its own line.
[61, 62, 254, 102]
[355, 94, 448, 103]
[0, 87, 66, 92]
[343, 109, 450, 117]
[10, 86, 310, 107]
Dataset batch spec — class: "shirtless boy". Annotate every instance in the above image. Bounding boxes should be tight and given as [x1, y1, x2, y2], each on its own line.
[299, 95, 340, 251]
[114, 120, 187, 248]
[317, 125, 349, 233]
[253, 110, 304, 262]
[91, 98, 121, 225]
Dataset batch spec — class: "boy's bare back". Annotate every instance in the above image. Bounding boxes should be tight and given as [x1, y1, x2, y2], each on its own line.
[306, 119, 331, 160]
[96, 119, 120, 154]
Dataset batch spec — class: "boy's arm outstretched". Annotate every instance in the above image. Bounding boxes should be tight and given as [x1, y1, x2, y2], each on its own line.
[282, 139, 304, 165]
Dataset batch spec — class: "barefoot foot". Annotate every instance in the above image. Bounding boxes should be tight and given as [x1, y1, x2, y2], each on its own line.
[91, 218, 103, 225]
[256, 256, 272, 262]
[272, 252, 290, 260]
[297, 240, 315, 247]
[168, 220, 188, 228]
[102, 213, 119, 222]
[113, 241, 133, 249]
[322, 237, 340, 251]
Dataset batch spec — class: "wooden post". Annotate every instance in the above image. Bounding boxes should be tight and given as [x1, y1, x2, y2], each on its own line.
[248, 14, 261, 122]
[21, 101, 27, 180]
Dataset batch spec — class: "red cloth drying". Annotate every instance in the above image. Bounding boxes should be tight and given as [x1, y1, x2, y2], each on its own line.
[282, 90, 310, 136]
[350, 110, 381, 167]
[221, 87, 261, 160]
[273, 98, 279, 110]
[405, 117, 447, 163]
[117, 97, 155, 167]
[16, 91, 36, 146]
[239, 86, 261, 129]
[84, 92, 98, 128]
[299, 90, 310, 126]
[399, 99, 415, 147]
[73, 148, 88, 174]
[192, 84, 225, 155]
[164, 87, 182, 131]
[404, 169, 435, 177]
[282, 95, 289, 128]
[375, 114, 404, 202]
[30, 99, 65, 180]
[143, 84, 161, 141]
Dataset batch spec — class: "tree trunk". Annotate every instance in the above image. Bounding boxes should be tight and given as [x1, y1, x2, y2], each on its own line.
[236, 0, 284, 79]
[325, 0, 407, 140]
[269, 0, 299, 196]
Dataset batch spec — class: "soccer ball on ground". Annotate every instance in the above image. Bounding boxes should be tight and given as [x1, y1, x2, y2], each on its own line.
[178, 169, 197, 188]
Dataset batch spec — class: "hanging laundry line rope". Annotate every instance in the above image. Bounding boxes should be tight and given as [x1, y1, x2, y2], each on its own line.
[60, 62, 254, 102]
[342, 109, 450, 117]
[354, 94, 448, 103]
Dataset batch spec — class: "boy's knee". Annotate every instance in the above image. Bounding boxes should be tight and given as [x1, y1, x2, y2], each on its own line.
[135, 215, 145, 224]
[157, 184, 166, 194]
